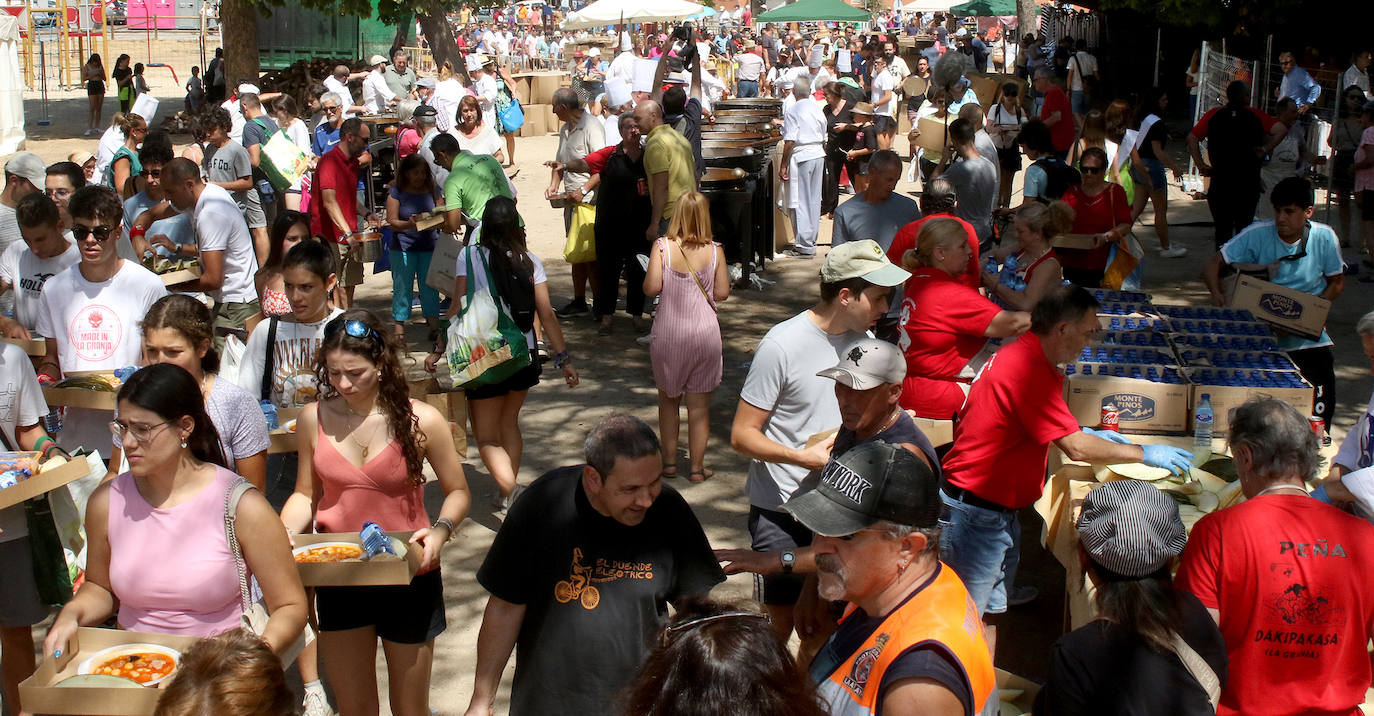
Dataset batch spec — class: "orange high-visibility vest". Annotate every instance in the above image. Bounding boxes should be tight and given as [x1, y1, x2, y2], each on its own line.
[817, 563, 996, 716]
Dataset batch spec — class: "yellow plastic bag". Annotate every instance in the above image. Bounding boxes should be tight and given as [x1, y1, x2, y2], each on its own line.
[563, 202, 597, 264]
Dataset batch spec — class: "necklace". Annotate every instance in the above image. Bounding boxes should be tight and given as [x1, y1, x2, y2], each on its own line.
[1254, 483, 1308, 498]
[344, 402, 383, 458]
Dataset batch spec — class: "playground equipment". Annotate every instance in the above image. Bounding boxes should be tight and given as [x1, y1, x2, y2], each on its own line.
[6, 0, 110, 89]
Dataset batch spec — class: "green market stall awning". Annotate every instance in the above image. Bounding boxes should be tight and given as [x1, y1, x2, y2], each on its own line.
[948, 0, 1016, 16]
[756, 0, 872, 23]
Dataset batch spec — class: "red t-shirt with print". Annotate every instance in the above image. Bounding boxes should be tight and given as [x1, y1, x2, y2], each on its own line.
[1059, 183, 1130, 271]
[1176, 494, 1374, 716]
[940, 331, 1080, 508]
[888, 214, 981, 291]
[897, 268, 1001, 420]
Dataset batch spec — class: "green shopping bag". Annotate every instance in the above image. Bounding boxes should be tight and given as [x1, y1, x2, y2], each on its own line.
[445, 246, 531, 388]
[260, 130, 311, 193]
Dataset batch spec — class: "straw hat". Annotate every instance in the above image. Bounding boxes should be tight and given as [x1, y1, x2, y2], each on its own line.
[851, 102, 875, 116]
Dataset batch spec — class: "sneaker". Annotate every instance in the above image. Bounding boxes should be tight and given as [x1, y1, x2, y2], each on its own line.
[302, 687, 334, 716]
[1160, 246, 1189, 258]
[1007, 584, 1039, 607]
[783, 248, 816, 259]
[555, 298, 591, 318]
[636, 334, 653, 345]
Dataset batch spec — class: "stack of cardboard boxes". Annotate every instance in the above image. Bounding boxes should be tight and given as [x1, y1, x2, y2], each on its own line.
[1060, 291, 1313, 436]
[509, 71, 572, 137]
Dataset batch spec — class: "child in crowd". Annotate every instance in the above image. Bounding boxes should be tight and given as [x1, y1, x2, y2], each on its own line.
[846, 102, 879, 193]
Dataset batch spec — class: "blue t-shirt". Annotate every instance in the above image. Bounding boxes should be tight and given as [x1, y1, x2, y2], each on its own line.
[312, 122, 341, 157]
[387, 185, 438, 253]
[1219, 219, 1344, 350]
[1023, 164, 1048, 201]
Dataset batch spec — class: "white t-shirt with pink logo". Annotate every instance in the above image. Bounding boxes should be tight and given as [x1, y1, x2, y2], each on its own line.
[35, 259, 166, 457]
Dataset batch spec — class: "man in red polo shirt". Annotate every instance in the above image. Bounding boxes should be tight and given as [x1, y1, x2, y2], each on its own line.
[1034, 69, 1075, 160]
[312, 116, 369, 308]
[886, 177, 980, 291]
[939, 284, 1194, 615]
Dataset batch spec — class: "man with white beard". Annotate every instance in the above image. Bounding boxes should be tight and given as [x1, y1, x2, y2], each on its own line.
[783, 441, 997, 716]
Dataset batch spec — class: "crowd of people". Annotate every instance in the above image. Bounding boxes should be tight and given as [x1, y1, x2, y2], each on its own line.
[3, 8, 1374, 716]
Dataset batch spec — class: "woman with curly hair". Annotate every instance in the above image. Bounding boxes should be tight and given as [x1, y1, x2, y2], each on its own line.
[279, 308, 471, 716]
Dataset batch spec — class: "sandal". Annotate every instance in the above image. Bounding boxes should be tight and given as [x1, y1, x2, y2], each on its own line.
[688, 469, 714, 484]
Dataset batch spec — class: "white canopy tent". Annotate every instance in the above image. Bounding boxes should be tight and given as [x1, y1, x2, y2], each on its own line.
[899, 0, 959, 14]
[0, 15, 23, 155]
[560, 0, 707, 30]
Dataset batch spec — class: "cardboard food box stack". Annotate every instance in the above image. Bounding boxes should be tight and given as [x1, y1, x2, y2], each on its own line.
[1227, 273, 1331, 341]
[513, 70, 568, 137]
[1064, 291, 1193, 434]
[1157, 305, 1312, 435]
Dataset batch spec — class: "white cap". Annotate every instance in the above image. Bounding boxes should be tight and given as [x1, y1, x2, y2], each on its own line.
[237, 83, 260, 95]
[589, 47, 601, 57]
[605, 77, 632, 107]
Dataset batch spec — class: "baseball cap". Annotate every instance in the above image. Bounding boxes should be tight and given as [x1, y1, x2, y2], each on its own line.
[820, 239, 910, 286]
[5, 152, 45, 188]
[1077, 481, 1187, 578]
[412, 103, 436, 117]
[818, 339, 905, 390]
[416, 77, 436, 89]
[369, 54, 388, 66]
[784, 441, 939, 537]
[237, 83, 260, 96]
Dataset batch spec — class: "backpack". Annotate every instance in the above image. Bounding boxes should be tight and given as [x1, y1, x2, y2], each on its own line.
[1033, 156, 1082, 201]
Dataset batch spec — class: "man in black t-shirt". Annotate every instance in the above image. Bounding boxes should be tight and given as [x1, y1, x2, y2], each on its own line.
[1187, 80, 1268, 248]
[465, 415, 725, 716]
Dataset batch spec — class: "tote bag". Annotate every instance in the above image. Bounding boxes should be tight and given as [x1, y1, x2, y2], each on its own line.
[563, 202, 597, 264]
[445, 246, 531, 387]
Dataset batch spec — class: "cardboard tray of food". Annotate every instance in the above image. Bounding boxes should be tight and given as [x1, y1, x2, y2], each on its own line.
[156, 263, 202, 288]
[1, 335, 46, 356]
[19, 627, 199, 715]
[265, 408, 302, 455]
[292, 531, 422, 586]
[42, 372, 121, 410]
[0, 454, 90, 510]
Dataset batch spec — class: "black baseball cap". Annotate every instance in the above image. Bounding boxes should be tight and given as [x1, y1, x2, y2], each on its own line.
[412, 104, 437, 117]
[783, 441, 939, 537]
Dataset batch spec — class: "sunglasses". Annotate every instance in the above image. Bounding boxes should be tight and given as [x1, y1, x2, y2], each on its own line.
[143, 168, 162, 178]
[72, 224, 118, 242]
[323, 105, 341, 112]
[326, 318, 382, 343]
[1081, 165, 1105, 174]
[660, 612, 770, 646]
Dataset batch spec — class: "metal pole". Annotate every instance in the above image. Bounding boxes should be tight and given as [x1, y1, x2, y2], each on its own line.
[1152, 27, 1160, 87]
[37, 39, 50, 125]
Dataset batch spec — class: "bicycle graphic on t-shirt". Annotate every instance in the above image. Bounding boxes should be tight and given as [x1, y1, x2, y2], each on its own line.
[554, 547, 601, 610]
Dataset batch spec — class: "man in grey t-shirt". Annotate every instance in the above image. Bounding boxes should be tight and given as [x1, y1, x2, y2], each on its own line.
[940, 118, 999, 252]
[831, 150, 922, 252]
[729, 240, 909, 650]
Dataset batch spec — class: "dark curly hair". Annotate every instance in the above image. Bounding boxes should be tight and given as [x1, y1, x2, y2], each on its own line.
[314, 309, 425, 485]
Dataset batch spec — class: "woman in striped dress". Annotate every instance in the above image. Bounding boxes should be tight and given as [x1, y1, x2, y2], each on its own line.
[643, 192, 730, 483]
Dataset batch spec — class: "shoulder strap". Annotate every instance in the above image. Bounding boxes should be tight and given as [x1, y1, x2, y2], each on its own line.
[677, 240, 717, 313]
[260, 316, 279, 402]
[223, 476, 258, 613]
[1170, 633, 1222, 709]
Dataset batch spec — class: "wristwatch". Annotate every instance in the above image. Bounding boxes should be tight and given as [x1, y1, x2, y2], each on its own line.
[780, 550, 796, 574]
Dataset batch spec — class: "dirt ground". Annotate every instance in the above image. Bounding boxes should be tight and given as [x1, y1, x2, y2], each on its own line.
[10, 76, 1374, 714]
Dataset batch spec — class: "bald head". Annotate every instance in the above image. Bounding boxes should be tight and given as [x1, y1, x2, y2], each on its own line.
[634, 100, 663, 132]
[161, 157, 201, 185]
[333, 65, 349, 79]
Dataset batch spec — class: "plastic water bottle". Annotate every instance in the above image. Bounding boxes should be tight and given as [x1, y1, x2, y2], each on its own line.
[1194, 393, 1214, 464]
[360, 522, 397, 558]
[260, 400, 279, 430]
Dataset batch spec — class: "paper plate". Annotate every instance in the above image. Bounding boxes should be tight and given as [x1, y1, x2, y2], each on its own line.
[292, 541, 365, 563]
[55, 673, 146, 688]
[283, 418, 297, 433]
[1104, 463, 1174, 482]
[77, 643, 181, 686]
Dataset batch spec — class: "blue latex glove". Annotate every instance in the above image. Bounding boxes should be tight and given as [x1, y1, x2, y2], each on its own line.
[1082, 427, 1133, 445]
[1141, 445, 1195, 476]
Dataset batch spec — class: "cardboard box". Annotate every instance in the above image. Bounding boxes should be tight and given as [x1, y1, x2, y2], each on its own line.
[42, 372, 120, 410]
[1, 335, 45, 356]
[1227, 274, 1331, 341]
[1065, 368, 1192, 435]
[293, 531, 422, 586]
[544, 105, 560, 134]
[19, 627, 198, 715]
[510, 73, 532, 104]
[156, 263, 202, 288]
[0, 456, 90, 510]
[1175, 348, 1298, 372]
[911, 114, 953, 153]
[528, 72, 565, 104]
[1051, 233, 1098, 251]
[1184, 369, 1314, 435]
[266, 408, 302, 455]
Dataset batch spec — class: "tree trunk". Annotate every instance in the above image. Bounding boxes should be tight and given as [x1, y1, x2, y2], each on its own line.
[219, 0, 260, 85]
[417, 4, 469, 83]
[1016, 0, 1037, 43]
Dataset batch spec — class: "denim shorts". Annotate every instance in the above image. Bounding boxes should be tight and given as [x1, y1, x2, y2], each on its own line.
[937, 490, 1021, 615]
[748, 506, 813, 605]
[1070, 89, 1090, 116]
[1143, 157, 1168, 191]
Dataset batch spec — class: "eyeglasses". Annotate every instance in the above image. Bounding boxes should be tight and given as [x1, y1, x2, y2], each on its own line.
[72, 223, 118, 243]
[142, 168, 162, 178]
[323, 105, 341, 113]
[110, 419, 174, 445]
[44, 187, 72, 198]
[1081, 165, 1104, 174]
[661, 612, 770, 645]
[325, 318, 382, 343]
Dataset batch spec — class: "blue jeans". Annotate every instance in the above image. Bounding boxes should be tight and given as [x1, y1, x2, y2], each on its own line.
[1071, 89, 1089, 115]
[390, 249, 440, 322]
[938, 491, 1021, 616]
[737, 79, 759, 98]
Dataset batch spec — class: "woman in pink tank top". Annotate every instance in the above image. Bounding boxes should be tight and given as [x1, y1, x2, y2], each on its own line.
[43, 364, 307, 660]
[280, 309, 471, 716]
